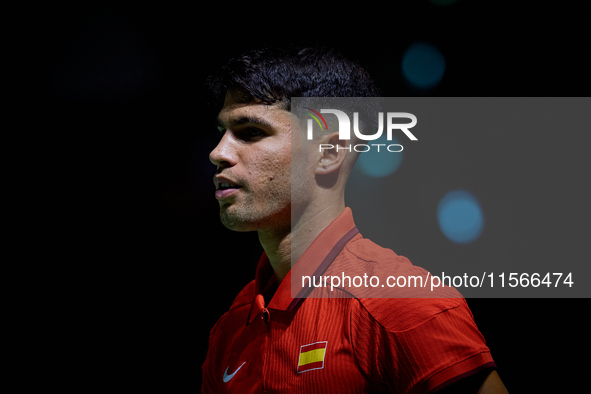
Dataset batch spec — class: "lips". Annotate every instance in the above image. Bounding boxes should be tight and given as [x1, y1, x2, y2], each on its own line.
[214, 176, 243, 199]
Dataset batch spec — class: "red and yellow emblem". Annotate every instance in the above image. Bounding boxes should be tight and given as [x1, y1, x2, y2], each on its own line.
[297, 341, 328, 373]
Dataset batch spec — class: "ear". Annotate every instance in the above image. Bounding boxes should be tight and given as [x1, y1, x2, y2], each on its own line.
[315, 131, 350, 175]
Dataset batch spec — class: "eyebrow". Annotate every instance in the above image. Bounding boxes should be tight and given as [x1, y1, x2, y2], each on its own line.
[216, 116, 275, 131]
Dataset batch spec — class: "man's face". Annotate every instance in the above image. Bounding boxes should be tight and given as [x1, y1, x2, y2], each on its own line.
[210, 95, 297, 232]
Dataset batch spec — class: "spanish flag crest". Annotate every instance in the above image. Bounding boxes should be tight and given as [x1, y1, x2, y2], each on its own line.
[297, 341, 328, 373]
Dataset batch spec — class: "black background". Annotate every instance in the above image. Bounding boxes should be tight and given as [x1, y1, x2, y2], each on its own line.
[28, 1, 590, 392]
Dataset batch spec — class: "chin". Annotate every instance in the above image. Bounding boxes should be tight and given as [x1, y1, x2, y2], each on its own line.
[219, 210, 259, 232]
[219, 205, 290, 233]
[220, 219, 257, 232]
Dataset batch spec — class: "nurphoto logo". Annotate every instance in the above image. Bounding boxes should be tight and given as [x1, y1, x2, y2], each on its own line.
[305, 108, 417, 153]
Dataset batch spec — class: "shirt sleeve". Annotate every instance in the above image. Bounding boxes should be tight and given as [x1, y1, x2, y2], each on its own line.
[350, 297, 495, 393]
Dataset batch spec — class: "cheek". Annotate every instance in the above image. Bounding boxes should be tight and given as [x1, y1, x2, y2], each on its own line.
[248, 147, 292, 189]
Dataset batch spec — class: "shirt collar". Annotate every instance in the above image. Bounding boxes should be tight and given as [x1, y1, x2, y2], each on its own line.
[248, 207, 357, 324]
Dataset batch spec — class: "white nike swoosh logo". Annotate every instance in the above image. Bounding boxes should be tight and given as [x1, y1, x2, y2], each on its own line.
[223, 362, 246, 383]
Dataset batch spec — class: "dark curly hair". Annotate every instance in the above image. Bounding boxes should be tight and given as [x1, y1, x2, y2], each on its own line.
[207, 46, 380, 111]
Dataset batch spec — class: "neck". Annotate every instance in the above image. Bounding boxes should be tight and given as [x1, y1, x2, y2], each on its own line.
[258, 198, 345, 283]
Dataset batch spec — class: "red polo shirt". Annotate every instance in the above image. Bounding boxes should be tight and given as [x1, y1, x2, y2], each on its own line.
[202, 208, 495, 393]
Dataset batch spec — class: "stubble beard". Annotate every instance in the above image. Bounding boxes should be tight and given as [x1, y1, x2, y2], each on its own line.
[219, 205, 260, 232]
[219, 197, 291, 233]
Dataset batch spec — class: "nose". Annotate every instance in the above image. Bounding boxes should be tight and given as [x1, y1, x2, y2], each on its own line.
[209, 131, 237, 168]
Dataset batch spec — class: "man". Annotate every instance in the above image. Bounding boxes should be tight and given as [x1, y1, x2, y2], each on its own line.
[202, 46, 507, 393]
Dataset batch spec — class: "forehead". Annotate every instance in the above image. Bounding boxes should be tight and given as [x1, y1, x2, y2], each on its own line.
[217, 95, 291, 130]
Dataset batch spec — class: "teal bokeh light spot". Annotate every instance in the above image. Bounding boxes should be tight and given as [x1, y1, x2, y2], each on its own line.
[437, 190, 485, 244]
[402, 42, 446, 90]
[355, 134, 403, 178]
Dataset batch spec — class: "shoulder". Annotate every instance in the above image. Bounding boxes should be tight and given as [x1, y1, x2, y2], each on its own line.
[341, 235, 433, 280]
[346, 236, 467, 330]
[343, 234, 400, 264]
[352, 296, 467, 333]
[331, 235, 462, 301]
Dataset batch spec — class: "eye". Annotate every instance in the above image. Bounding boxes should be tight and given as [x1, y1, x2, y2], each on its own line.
[235, 127, 266, 141]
